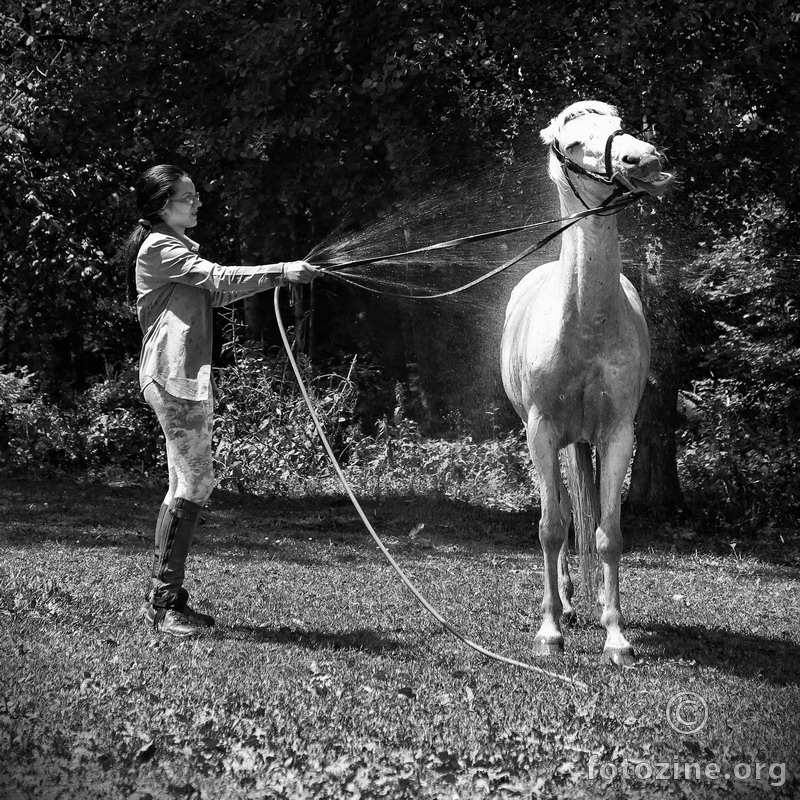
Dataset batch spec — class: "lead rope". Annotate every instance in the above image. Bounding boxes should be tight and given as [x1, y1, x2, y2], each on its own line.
[313, 192, 641, 300]
[273, 287, 588, 690]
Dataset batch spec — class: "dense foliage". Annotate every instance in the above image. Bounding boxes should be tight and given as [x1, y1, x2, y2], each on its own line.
[1, 0, 798, 529]
[679, 194, 800, 529]
[0, 347, 535, 516]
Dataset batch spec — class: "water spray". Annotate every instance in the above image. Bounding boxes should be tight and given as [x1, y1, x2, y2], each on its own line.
[314, 193, 641, 300]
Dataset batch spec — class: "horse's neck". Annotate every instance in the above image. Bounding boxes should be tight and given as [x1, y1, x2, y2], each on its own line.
[556, 194, 622, 322]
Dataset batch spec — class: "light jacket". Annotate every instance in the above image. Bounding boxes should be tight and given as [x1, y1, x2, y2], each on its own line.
[136, 223, 283, 400]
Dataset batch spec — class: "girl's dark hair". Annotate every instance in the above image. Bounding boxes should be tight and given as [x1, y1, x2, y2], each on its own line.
[120, 164, 188, 304]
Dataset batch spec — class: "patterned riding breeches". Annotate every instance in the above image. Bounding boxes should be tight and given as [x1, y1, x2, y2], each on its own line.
[143, 381, 215, 505]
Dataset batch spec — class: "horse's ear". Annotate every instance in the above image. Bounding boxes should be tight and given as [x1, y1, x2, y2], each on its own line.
[540, 118, 559, 146]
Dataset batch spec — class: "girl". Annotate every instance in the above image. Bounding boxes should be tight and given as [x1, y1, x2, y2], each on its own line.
[120, 164, 316, 637]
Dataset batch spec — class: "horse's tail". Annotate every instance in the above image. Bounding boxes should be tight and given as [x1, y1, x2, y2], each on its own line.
[564, 442, 600, 601]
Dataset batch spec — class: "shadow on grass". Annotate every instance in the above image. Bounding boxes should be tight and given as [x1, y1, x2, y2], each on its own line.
[636, 621, 800, 686]
[4, 476, 797, 566]
[221, 623, 405, 654]
[0, 476, 536, 554]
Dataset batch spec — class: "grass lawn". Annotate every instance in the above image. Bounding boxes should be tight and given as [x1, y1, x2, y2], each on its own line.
[1, 476, 798, 799]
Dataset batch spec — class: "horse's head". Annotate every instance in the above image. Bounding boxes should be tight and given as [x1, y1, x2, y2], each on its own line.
[540, 101, 674, 204]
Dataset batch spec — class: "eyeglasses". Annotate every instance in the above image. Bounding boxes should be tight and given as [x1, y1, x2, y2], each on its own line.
[170, 192, 201, 206]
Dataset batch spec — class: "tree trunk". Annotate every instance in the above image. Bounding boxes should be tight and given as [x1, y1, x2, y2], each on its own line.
[627, 228, 685, 516]
[292, 284, 312, 355]
[629, 380, 684, 513]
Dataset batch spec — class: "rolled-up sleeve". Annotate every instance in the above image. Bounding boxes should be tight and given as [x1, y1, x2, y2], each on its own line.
[146, 238, 283, 295]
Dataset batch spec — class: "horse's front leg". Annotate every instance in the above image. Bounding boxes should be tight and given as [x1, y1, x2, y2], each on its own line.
[528, 417, 571, 655]
[597, 424, 637, 666]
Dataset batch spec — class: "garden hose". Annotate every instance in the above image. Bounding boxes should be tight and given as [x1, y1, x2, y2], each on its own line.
[273, 287, 588, 690]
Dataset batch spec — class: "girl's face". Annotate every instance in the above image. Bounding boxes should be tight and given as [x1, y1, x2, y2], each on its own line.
[161, 176, 202, 232]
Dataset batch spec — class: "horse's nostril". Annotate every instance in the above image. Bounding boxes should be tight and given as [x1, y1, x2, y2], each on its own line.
[622, 154, 640, 165]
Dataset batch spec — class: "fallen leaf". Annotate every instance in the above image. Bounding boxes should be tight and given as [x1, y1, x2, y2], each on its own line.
[137, 740, 156, 762]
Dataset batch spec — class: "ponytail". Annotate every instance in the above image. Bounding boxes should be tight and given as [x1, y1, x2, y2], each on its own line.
[119, 164, 188, 307]
[120, 220, 157, 305]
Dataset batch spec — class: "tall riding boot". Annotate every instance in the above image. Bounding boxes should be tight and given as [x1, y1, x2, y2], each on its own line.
[145, 497, 214, 636]
[146, 502, 169, 600]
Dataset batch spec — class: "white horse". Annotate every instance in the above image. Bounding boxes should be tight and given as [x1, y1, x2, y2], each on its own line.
[501, 101, 673, 665]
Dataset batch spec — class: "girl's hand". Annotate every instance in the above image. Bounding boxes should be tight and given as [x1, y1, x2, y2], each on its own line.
[282, 261, 317, 284]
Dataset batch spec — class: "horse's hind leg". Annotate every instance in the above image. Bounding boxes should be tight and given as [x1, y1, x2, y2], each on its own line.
[557, 488, 577, 626]
[529, 416, 570, 655]
[558, 539, 577, 626]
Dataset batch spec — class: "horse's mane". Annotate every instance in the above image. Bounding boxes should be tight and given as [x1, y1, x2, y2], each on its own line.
[540, 100, 620, 146]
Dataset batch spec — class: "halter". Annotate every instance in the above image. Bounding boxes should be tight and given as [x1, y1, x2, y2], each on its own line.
[550, 111, 640, 209]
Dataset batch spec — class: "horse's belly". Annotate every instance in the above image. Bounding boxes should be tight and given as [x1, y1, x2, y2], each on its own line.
[515, 365, 638, 445]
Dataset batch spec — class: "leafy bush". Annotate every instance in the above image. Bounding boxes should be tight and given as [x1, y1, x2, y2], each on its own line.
[212, 348, 535, 507]
[76, 365, 165, 475]
[0, 354, 533, 509]
[678, 379, 799, 532]
[679, 195, 800, 531]
[344, 415, 534, 508]
[213, 349, 362, 495]
[0, 369, 32, 451]
[0, 369, 81, 471]
[0, 365, 164, 478]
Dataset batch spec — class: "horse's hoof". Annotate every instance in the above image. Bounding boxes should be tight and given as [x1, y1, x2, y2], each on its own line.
[561, 610, 578, 628]
[533, 637, 564, 657]
[603, 647, 637, 667]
